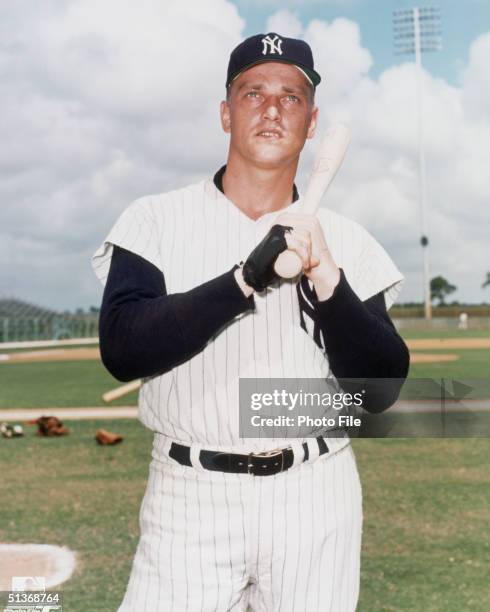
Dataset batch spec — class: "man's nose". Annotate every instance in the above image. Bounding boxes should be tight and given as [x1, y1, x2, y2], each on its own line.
[262, 97, 281, 121]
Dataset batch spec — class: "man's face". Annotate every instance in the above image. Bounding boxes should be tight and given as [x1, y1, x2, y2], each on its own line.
[220, 62, 318, 169]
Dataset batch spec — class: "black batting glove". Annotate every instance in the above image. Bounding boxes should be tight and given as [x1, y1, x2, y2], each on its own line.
[242, 224, 292, 291]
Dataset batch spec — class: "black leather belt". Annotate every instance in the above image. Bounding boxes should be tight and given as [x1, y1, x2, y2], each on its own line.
[169, 436, 329, 476]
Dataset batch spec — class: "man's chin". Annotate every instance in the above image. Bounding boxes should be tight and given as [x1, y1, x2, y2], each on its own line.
[247, 147, 294, 169]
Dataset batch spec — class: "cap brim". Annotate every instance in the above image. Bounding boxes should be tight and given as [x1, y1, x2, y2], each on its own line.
[227, 58, 321, 88]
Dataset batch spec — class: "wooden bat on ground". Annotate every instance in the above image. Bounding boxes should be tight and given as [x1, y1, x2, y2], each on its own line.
[102, 379, 142, 403]
[274, 124, 351, 279]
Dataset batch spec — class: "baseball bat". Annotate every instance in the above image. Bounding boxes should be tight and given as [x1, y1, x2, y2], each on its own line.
[273, 124, 351, 279]
[102, 379, 142, 403]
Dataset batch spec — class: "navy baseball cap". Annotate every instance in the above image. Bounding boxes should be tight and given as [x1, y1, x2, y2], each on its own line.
[226, 32, 321, 89]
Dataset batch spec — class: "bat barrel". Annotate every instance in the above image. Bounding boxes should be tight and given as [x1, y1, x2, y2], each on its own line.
[274, 124, 351, 278]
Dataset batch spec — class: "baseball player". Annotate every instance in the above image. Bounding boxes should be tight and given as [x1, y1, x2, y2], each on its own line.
[92, 32, 409, 612]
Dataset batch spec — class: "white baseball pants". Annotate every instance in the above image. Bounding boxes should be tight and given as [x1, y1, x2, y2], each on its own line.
[118, 438, 363, 611]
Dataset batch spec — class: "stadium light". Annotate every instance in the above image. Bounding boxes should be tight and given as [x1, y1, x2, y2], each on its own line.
[393, 6, 442, 320]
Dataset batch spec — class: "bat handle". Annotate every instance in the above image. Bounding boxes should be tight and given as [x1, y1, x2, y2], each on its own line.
[274, 249, 303, 279]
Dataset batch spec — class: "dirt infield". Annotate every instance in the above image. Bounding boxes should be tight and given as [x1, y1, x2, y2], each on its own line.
[1, 340, 484, 365]
[406, 338, 490, 350]
[0, 347, 100, 363]
[0, 407, 138, 421]
[410, 353, 459, 363]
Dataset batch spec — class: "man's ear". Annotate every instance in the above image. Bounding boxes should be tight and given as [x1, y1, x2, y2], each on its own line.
[306, 105, 319, 139]
[220, 100, 231, 134]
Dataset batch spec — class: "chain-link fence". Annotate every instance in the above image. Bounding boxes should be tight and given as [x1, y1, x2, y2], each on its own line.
[0, 298, 98, 342]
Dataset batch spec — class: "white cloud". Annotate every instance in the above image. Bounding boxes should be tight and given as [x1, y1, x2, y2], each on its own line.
[265, 9, 303, 38]
[462, 32, 490, 121]
[30, 0, 243, 117]
[0, 0, 244, 309]
[0, 2, 488, 310]
[236, 0, 358, 8]
[305, 18, 372, 96]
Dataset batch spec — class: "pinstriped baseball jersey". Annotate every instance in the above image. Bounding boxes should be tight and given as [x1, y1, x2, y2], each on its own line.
[92, 177, 403, 451]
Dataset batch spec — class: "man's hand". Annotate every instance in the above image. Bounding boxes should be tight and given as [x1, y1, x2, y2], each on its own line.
[237, 213, 341, 299]
[241, 224, 292, 291]
[275, 212, 341, 300]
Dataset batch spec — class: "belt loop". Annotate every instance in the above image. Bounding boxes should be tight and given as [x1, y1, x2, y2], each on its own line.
[153, 433, 172, 462]
[190, 444, 206, 473]
[161, 435, 172, 457]
[290, 440, 305, 467]
[317, 436, 329, 455]
[307, 437, 321, 462]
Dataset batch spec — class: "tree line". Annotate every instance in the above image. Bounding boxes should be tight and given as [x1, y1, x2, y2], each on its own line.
[430, 272, 490, 306]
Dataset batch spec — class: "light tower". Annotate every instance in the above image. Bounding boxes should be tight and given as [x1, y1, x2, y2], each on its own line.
[393, 6, 442, 320]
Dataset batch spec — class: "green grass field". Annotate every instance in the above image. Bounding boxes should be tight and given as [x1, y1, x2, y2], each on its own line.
[0, 328, 489, 409]
[0, 361, 139, 408]
[0, 420, 150, 611]
[403, 328, 490, 380]
[1, 328, 489, 610]
[408, 349, 490, 379]
[1, 422, 489, 611]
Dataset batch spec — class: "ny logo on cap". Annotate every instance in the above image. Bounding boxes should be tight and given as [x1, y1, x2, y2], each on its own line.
[261, 34, 283, 56]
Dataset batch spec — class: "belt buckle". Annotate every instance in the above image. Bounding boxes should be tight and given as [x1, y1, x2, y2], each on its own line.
[247, 448, 284, 476]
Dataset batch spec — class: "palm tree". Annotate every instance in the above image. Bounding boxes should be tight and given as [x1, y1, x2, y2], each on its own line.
[482, 272, 490, 289]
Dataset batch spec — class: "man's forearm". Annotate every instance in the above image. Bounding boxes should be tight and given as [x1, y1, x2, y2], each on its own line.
[99, 246, 254, 381]
[311, 269, 410, 412]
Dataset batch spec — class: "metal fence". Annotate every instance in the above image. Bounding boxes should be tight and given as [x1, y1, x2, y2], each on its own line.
[0, 298, 99, 342]
[0, 314, 99, 342]
[393, 316, 490, 331]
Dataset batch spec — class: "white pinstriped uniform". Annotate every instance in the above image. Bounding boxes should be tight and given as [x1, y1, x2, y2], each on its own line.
[92, 178, 403, 611]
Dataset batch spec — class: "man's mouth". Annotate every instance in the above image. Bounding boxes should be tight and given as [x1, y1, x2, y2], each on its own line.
[256, 130, 282, 139]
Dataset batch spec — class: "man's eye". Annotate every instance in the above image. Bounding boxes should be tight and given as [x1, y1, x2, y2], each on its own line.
[286, 94, 299, 102]
[247, 91, 259, 98]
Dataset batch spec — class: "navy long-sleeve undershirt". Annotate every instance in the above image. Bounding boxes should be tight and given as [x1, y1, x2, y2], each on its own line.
[99, 247, 254, 382]
[312, 270, 409, 411]
[99, 249, 408, 411]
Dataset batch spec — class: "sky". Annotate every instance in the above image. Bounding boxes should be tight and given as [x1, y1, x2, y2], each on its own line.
[0, 0, 489, 311]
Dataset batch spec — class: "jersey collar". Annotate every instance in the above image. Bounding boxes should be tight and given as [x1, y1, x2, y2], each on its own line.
[213, 165, 300, 203]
